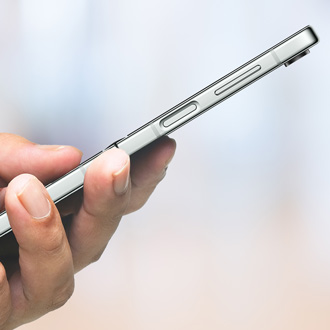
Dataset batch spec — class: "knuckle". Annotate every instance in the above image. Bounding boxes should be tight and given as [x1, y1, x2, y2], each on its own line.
[82, 203, 123, 237]
[102, 213, 122, 232]
[152, 169, 167, 186]
[40, 228, 66, 256]
[48, 279, 75, 312]
[89, 248, 106, 264]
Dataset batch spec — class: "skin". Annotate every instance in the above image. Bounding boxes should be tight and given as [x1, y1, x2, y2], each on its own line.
[0, 133, 176, 330]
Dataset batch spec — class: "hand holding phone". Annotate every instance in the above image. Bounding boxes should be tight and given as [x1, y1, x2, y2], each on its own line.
[0, 25, 320, 329]
[0, 26, 319, 239]
[0, 132, 176, 329]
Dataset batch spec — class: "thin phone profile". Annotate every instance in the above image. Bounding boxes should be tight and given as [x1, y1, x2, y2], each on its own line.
[0, 25, 319, 238]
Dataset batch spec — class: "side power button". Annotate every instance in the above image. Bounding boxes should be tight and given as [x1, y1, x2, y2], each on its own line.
[162, 103, 198, 128]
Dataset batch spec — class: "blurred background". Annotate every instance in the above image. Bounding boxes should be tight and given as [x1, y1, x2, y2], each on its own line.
[0, 0, 330, 329]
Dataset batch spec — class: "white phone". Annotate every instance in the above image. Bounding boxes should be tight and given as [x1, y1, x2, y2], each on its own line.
[0, 25, 319, 239]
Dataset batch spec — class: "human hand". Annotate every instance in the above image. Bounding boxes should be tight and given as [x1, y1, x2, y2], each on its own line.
[0, 133, 176, 329]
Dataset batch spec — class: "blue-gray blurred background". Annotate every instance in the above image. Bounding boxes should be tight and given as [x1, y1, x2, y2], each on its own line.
[1, 1, 330, 329]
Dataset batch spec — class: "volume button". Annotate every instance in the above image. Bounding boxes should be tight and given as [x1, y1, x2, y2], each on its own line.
[215, 65, 261, 96]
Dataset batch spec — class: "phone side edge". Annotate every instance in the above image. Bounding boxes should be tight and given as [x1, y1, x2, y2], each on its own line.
[0, 26, 319, 238]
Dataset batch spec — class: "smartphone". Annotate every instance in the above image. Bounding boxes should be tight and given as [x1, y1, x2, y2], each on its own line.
[0, 25, 319, 238]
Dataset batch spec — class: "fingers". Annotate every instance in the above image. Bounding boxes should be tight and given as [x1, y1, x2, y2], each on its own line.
[0, 134, 176, 327]
[67, 137, 175, 271]
[57, 136, 176, 219]
[128, 136, 176, 213]
[5, 174, 74, 322]
[0, 263, 11, 327]
[0, 133, 82, 184]
[0, 133, 83, 214]
[68, 148, 131, 272]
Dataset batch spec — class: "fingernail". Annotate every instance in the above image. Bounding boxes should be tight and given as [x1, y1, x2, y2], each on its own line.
[37, 144, 67, 151]
[113, 159, 130, 196]
[17, 177, 51, 219]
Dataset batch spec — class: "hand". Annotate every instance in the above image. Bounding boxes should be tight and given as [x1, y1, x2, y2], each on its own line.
[0, 133, 176, 329]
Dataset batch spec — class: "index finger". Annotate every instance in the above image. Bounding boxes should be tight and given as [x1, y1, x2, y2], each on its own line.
[0, 133, 82, 184]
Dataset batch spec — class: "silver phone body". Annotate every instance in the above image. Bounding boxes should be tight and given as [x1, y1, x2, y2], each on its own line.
[0, 26, 319, 237]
